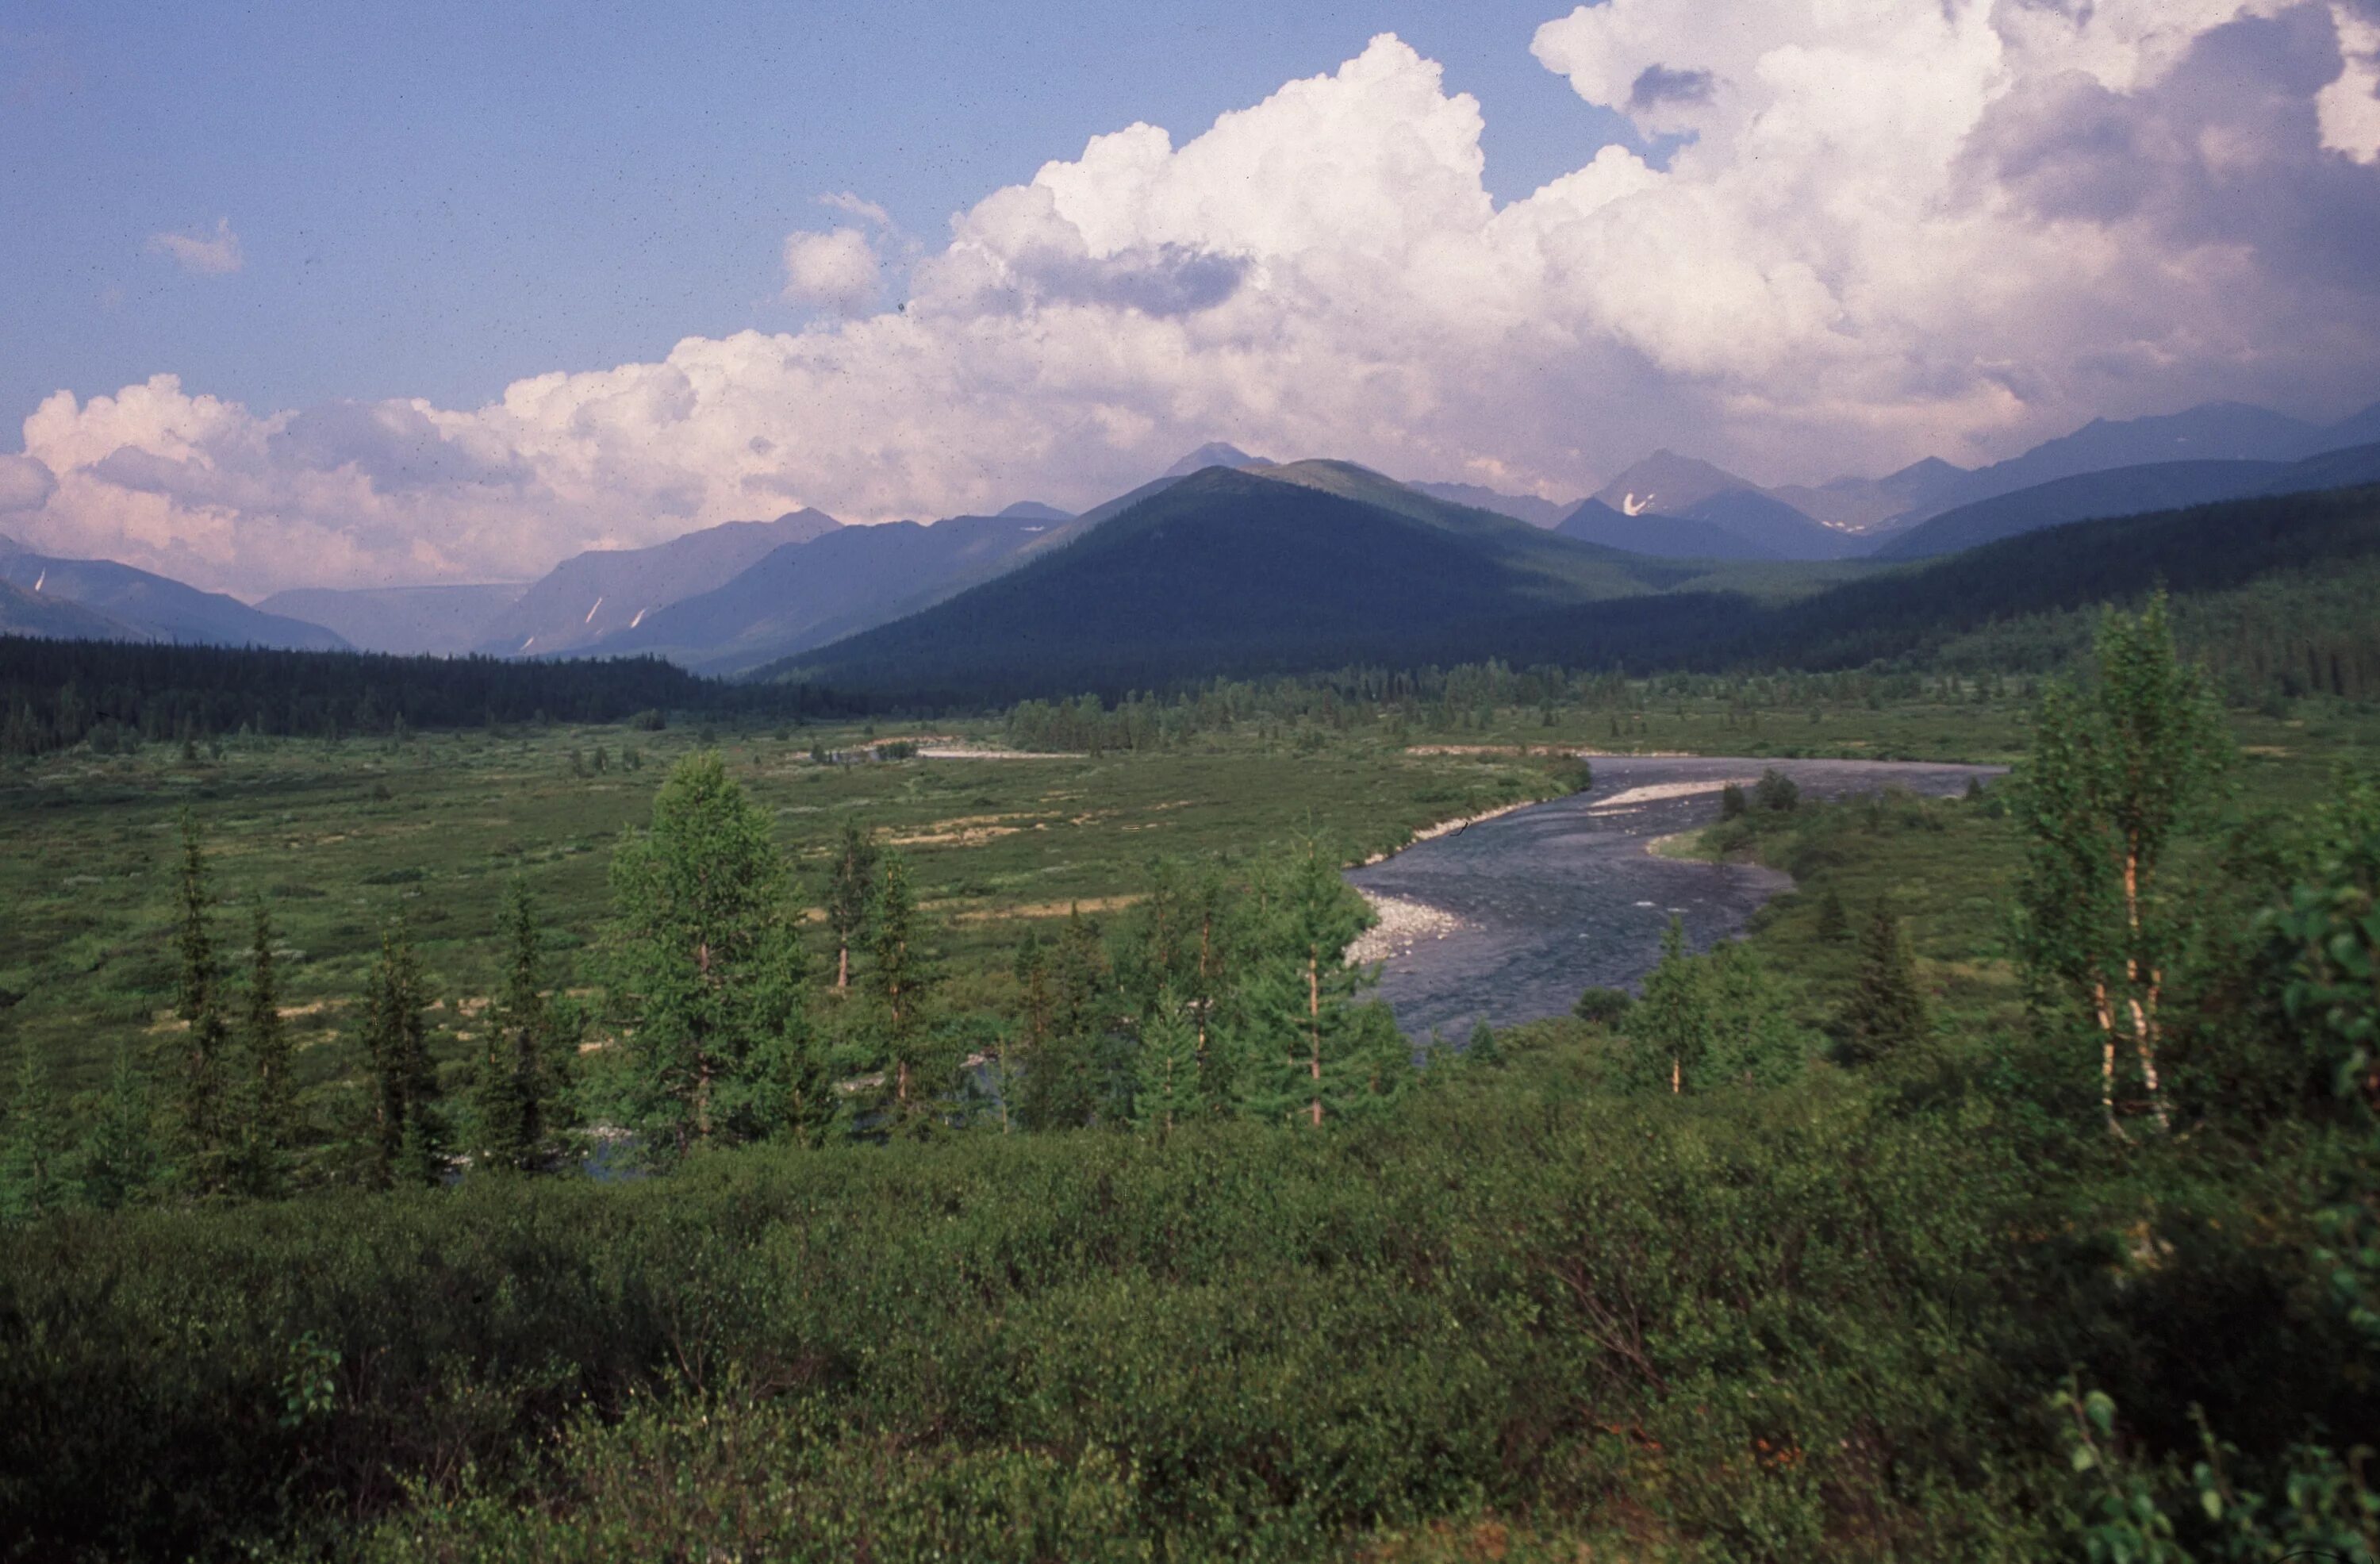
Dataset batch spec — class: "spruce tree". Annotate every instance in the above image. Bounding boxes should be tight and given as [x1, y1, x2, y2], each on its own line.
[826, 820, 878, 992]
[1132, 988, 1200, 1137]
[1008, 932, 1054, 1133]
[864, 850, 943, 1132]
[1246, 840, 1373, 1126]
[235, 905, 297, 1197]
[363, 920, 440, 1186]
[172, 809, 233, 1194]
[0, 1045, 70, 1223]
[79, 1045, 162, 1211]
[1015, 905, 1122, 1131]
[1837, 905, 1928, 1066]
[1119, 859, 1247, 1117]
[1816, 886, 1851, 943]
[472, 881, 547, 1174]
[1465, 1019, 1503, 1067]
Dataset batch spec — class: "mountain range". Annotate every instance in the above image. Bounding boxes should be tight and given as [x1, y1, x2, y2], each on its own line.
[470, 507, 843, 658]
[255, 583, 527, 657]
[0, 535, 349, 651]
[1875, 441, 2380, 559]
[4, 394, 2377, 683]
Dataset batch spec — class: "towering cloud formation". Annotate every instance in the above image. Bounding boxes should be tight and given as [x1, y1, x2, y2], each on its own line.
[13, 2, 2380, 595]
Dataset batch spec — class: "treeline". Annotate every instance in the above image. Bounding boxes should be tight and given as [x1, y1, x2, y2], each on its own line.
[1002, 659, 2025, 753]
[0, 637, 875, 759]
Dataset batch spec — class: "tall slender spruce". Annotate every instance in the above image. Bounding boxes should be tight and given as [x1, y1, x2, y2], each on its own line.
[473, 881, 550, 1174]
[363, 919, 440, 1186]
[79, 1045, 162, 1211]
[866, 849, 940, 1130]
[236, 905, 297, 1196]
[1838, 905, 1927, 1066]
[1132, 987, 1200, 1138]
[0, 1045, 69, 1223]
[826, 820, 878, 993]
[173, 809, 233, 1194]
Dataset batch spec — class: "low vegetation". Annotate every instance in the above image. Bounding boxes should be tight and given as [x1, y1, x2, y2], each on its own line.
[4, 601, 2379, 1559]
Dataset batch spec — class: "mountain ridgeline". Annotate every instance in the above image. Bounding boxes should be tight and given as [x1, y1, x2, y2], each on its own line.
[0, 540, 350, 651]
[775, 467, 2380, 701]
[6, 395, 2380, 679]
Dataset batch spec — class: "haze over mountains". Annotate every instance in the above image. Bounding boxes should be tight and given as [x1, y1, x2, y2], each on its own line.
[0, 534, 349, 651]
[3, 395, 2377, 682]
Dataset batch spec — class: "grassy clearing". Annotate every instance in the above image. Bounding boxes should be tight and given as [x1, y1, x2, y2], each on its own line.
[4, 694, 2370, 1107]
[0, 718, 1571, 1097]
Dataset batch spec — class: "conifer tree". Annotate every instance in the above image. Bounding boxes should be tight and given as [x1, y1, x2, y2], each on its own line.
[864, 850, 945, 1132]
[472, 880, 549, 1174]
[2013, 593, 2229, 1136]
[1623, 917, 1710, 1095]
[1351, 1002, 1418, 1114]
[605, 752, 808, 1160]
[172, 809, 233, 1194]
[1465, 1019, 1503, 1067]
[363, 919, 440, 1186]
[826, 820, 879, 992]
[1815, 886, 1851, 943]
[232, 905, 297, 1197]
[79, 1045, 162, 1211]
[1132, 988, 1200, 1137]
[1008, 931, 1054, 1133]
[1838, 905, 1928, 1066]
[1246, 840, 1373, 1126]
[1119, 858, 1248, 1116]
[0, 1045, 70, 1223]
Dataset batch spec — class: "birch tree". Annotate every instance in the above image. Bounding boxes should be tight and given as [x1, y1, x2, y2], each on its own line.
[2014, 594, 2229, 1136]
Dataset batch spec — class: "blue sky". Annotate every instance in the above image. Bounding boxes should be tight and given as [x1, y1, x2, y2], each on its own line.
[5, 0, 2376, 596]
[1, 1, 1636, 419]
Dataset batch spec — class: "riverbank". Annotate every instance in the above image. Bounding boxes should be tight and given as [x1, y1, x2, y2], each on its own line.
[1347, 892, 1466, 965]
[1346, 755, 2005, 1037]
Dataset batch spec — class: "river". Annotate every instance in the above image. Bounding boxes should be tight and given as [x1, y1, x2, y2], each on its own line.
[1345, 755, 2006, 1039]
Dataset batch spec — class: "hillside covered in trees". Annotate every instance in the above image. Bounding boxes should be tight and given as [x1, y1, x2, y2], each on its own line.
[0, 638, 873, 759]
[782, 478, 2380, 701]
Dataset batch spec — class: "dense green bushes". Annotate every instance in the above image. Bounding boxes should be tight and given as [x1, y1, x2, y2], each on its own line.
[4, 1071, 2106, 1561]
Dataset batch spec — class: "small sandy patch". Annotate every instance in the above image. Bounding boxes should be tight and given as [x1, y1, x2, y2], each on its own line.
[1589, 778, 1758, 812]
[954, 894, 1145, 925]
[1348, 893, 1466, 964]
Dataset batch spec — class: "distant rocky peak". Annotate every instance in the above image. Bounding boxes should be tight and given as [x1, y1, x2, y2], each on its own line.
[1161, 442, 1270, 478]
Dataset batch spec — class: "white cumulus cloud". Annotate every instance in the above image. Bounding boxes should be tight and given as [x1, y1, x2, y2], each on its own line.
[781, 227, 882, 314]
[147, 217, 244, 275]
[12, 7, 2380, 598]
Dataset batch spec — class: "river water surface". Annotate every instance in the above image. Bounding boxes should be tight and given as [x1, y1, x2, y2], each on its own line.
[1346, 755, 2005, 1039]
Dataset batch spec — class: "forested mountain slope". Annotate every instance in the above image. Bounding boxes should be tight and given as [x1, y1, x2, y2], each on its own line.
[775, 466, 1691, 696]
[783, 481, 2380, 699]
[1875, 442, 2380, 559]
